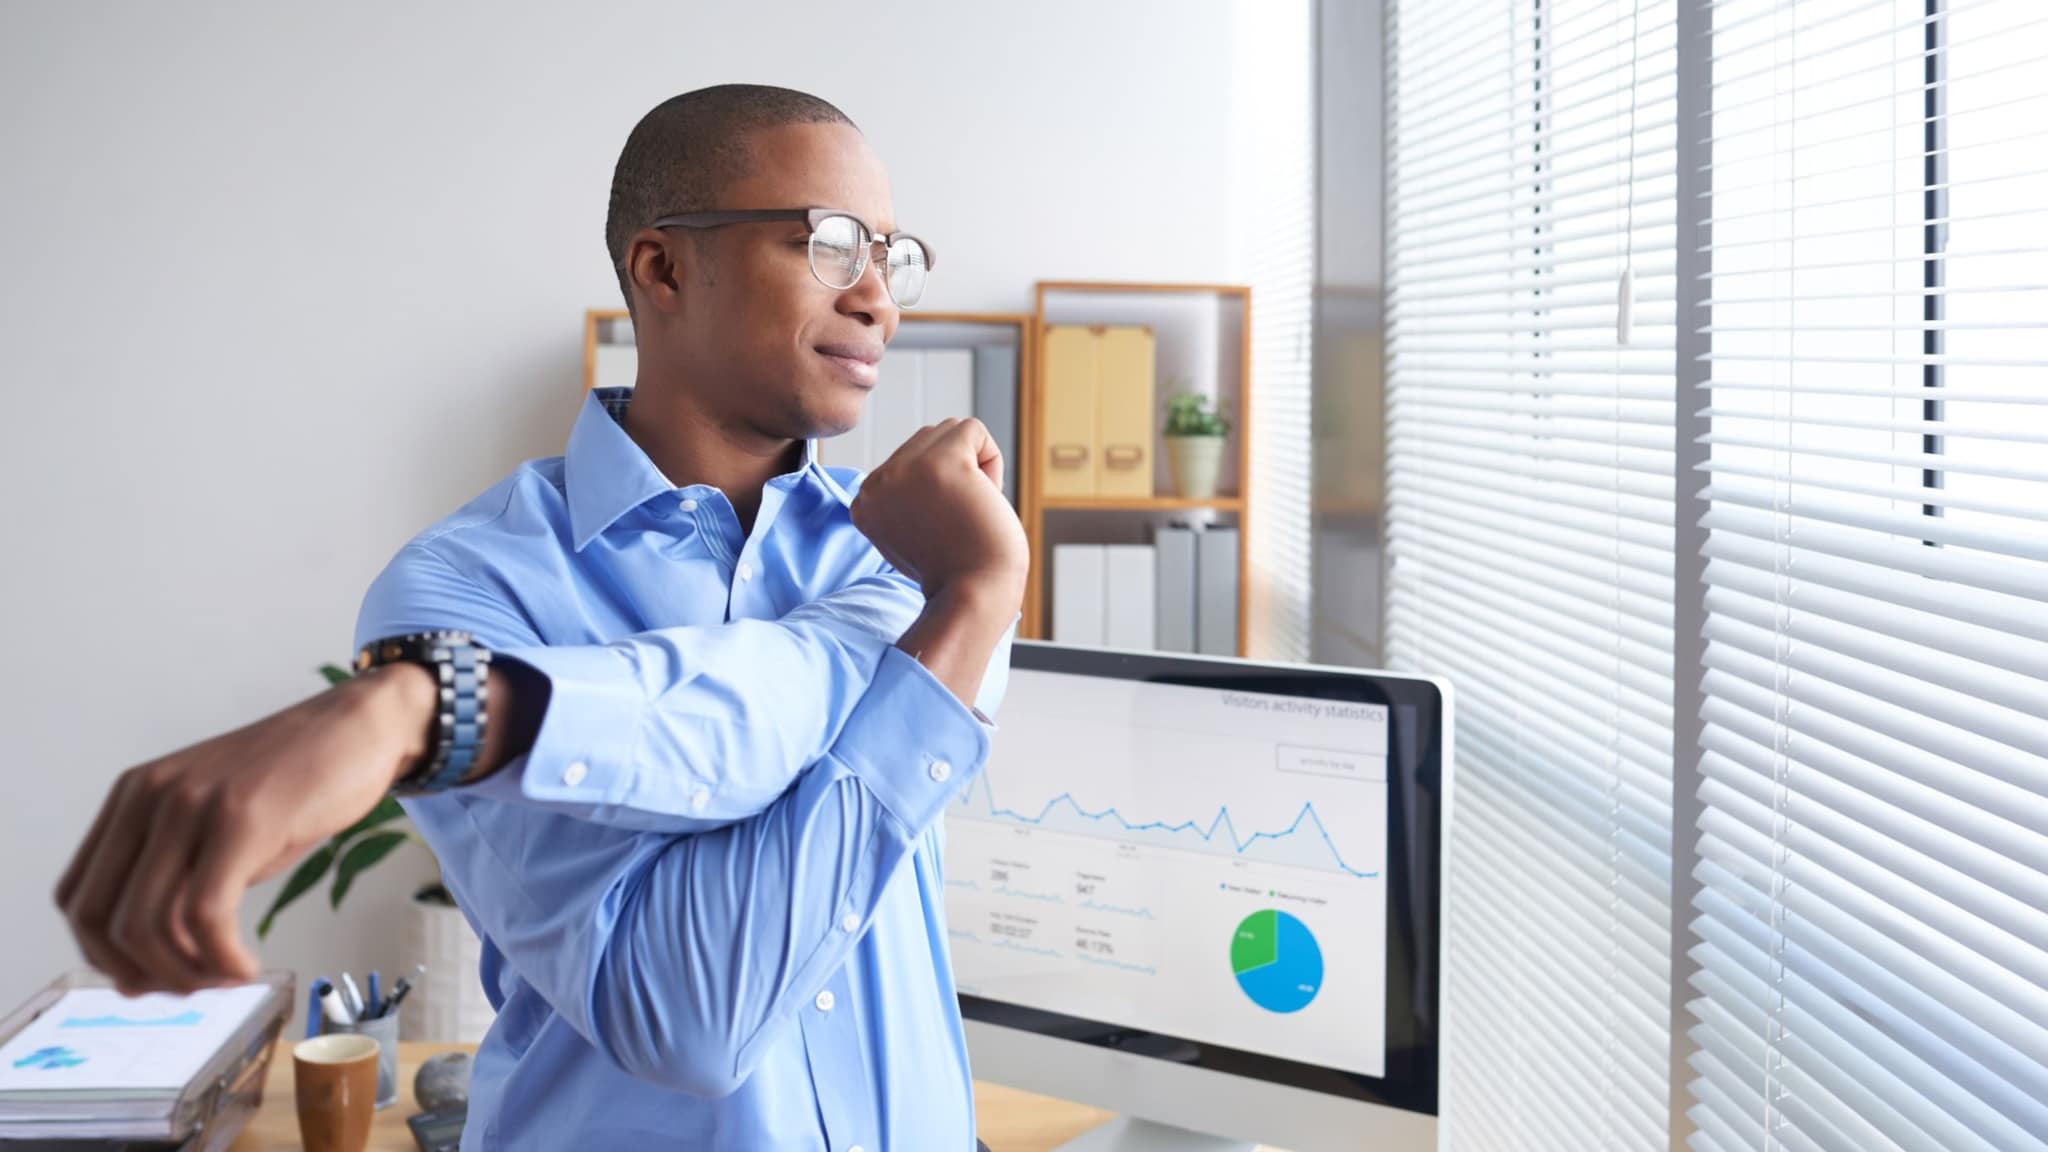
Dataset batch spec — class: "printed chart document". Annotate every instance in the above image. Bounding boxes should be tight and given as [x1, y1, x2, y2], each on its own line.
[0, 986, 270, 1099]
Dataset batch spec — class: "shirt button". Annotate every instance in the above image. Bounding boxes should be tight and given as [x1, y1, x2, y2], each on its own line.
[929, 759, 952, 783]
[849, 1146, 865, 1152]
[737, 561, 754, 582]
[678, 496, 699, 513]
[562, 761, 589, 787]
[815, 990, 835, 1013]
[841, 913, 860, 933]
[690, 788, 710, 813]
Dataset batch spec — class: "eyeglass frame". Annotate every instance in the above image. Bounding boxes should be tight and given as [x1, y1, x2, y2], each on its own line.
[647, 208, 936, 302]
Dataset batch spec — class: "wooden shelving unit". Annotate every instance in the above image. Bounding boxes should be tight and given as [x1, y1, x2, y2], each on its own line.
[1021, 281, 1253, 655]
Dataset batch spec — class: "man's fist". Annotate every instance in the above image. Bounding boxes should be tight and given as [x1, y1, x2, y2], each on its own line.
[851, 418, 1028, 605]
[54, 666, 435, 994]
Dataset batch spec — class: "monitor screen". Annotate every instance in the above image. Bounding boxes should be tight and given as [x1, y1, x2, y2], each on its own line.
[948, 642, 1442, 1118]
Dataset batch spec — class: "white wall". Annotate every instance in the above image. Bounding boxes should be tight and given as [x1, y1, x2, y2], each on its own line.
[0, 0, 1269, 1014]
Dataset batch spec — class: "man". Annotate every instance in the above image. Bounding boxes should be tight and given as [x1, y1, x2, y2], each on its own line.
[55, 85, 1026, 1150]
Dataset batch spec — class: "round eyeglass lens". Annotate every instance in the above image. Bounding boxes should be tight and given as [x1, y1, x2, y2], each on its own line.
[808, 214, 866, 290]
[885, 237, 929, 307]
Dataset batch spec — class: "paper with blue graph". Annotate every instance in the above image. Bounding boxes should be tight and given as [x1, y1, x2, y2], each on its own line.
[0, 986, 268, 1097]
[945, 671, 1391, 1078]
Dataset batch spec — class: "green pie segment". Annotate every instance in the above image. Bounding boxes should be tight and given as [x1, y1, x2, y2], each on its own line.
[1231, 909, 1280, 972]
[1230, 909, 1324, 1014]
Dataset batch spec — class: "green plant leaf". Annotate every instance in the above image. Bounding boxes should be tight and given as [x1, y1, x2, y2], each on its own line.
[335, 795, 407, 847]
[319, 663, 355, 687]
[329, 830, 409, 909]
[1163, 390, 1230, 437]
[257, 844, 336, 940]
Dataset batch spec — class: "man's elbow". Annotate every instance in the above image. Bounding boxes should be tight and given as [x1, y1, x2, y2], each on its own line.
[626, 1049, 749, 1100]
[588, 969, 752, 1098]
[590, 1009, 749, 1098]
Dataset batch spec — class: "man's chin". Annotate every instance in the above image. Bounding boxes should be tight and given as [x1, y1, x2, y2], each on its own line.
[792, 395, 866, 445]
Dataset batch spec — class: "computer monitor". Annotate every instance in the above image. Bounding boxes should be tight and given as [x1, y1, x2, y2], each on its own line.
[947, 641, 1448, 1152]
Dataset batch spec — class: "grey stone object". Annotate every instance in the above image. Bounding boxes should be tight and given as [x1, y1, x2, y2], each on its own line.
[415, 1050, 474, 1113]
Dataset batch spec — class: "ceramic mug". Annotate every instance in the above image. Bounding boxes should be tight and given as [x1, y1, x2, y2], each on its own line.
[293, 1033, 379, 1152]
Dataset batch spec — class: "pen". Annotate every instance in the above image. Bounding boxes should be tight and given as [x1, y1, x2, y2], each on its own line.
[319, 980, 356, 1027]
[381, 977, 414, 1015]
[367, 970, 381, 1018]
[339, 972, 365, 1019]
[306, 981, 326, 1039]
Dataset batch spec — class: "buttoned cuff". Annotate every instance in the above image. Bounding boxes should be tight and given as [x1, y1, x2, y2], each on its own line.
[833, 646, 992, 832]
[481, 642, 645, 804]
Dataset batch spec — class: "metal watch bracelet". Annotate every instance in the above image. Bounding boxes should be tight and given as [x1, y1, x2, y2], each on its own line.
[356, 631, 491, 795]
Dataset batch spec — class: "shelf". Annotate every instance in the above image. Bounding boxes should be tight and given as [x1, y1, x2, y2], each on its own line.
[1041, 496, 1245, 512]
[1020, 281, 1254, 655]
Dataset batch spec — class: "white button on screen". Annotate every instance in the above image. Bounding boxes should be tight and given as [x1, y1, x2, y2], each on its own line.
[737, 561, 754, 582]
[690, 788, 710, 813]
[815, 990, 835, 1013]
[563, 761, 589, 787]
[841, 913, 860, 933]
[928, 759, 952, 783]
[679, 497, 699, 513]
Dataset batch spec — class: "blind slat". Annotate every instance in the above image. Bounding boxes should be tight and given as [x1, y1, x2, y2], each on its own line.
[1692, 895, 2047, 1150]
[1392, 0, 1679, 1143]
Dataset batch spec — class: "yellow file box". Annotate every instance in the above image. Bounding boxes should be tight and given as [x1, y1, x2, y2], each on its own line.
[1041, 325, 1100, 498]
[1095, 326, 1155, 500]
[1040, 325, 1156, 499]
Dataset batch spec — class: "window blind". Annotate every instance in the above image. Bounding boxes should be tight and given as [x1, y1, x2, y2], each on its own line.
[1384, 0, 1678, 1147]
[1234, 0, 1318, 662]
[1685, 1, 2048, 1150]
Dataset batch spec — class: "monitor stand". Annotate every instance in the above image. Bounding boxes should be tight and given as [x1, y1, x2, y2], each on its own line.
[1054, 1116, 1256, 1152]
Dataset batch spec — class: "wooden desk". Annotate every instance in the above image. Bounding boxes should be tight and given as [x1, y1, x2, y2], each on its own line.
[227, 1041, 1121, 1151]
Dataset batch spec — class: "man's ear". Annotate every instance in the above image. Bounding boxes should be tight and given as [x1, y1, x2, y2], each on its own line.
[625, 229, 689, 316]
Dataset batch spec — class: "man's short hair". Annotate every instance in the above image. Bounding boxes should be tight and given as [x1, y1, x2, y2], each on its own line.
[605, 84, 857, 308]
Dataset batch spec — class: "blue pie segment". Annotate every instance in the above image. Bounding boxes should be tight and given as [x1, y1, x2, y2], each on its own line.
[1230, 909, 1324, 1014]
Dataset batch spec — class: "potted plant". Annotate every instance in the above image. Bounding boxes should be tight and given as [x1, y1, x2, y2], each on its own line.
[1162, 388, 1231, 500]
[257, 664, 495, 1043]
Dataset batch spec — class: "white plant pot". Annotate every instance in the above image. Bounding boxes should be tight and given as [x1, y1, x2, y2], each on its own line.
[405, 895, 496, 1043]
[1165, 435, 1227, 500]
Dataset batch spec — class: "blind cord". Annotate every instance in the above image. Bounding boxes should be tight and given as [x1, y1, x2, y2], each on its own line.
[1617, 0, 1643, 345]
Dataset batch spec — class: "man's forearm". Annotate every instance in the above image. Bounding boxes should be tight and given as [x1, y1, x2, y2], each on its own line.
[359, 577, 1016, 791]
[894, 579, 1021, 709]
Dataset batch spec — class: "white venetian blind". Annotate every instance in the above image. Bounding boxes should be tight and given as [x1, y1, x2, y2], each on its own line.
[1686, 1, 2048, 1149]
[1232, 0, 1318, 663]
[1384, 0, 1677, 1147]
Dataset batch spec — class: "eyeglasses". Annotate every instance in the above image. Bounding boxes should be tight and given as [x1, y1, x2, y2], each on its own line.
[649, 208, 934, 308]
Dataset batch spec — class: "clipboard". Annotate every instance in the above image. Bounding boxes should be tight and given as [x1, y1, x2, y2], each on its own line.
[0, 970, 293, 1150]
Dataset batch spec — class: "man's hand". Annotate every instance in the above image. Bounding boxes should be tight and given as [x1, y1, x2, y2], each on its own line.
[853, 419, 1028, 705]
[852, 418, 1029, 606]
[54, 665, 436, 995]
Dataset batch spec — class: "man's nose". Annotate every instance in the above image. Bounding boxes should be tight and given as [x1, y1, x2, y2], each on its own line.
[838, 249, 898, 326]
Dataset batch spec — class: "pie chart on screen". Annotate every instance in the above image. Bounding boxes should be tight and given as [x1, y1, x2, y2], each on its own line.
[1231, 909, 1323, 1014]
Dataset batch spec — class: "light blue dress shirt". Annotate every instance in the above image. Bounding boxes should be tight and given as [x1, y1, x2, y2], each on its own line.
[354, 388, 1008, 1151]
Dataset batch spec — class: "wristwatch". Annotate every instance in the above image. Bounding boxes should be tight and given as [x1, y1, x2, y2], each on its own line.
[355, 630, 491, 794]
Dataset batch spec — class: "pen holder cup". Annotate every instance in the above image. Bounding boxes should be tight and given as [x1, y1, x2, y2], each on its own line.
[321, 1010, 399, 1109]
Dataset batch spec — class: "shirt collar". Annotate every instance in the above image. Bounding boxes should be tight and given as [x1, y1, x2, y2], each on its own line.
[565, 387, 853, 551]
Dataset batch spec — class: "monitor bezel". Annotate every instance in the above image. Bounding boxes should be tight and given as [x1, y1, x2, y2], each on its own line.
[954, 641, 1444, 1120]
